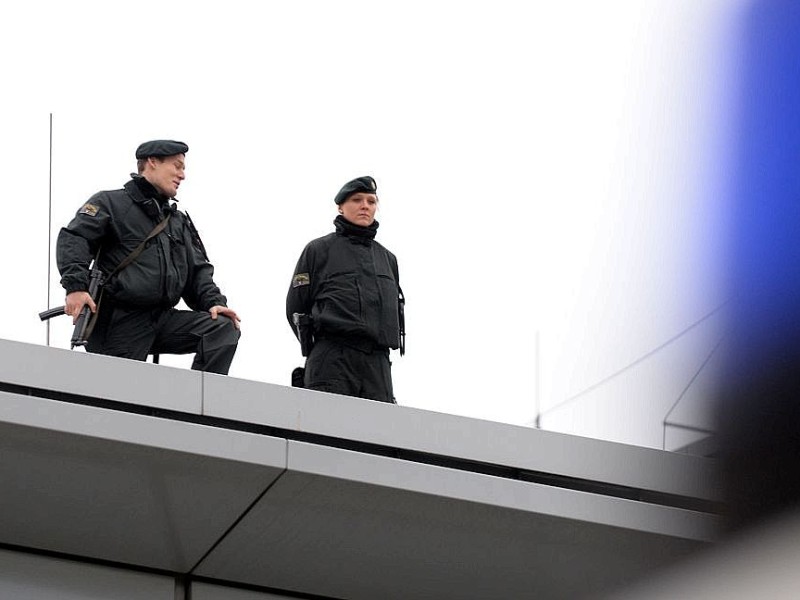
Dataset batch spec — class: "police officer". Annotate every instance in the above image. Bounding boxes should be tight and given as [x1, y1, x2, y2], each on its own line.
[56, 140, 241, 374]
[287, 176, 404, 403]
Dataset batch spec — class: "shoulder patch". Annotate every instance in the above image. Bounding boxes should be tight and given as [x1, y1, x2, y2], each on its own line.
[292, 273, 310, 288]
[79, 203, 99, 216]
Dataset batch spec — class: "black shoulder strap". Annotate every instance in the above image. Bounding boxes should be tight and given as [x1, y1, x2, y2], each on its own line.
[82, 214, 171, 340]
[108, 214, 171, 278]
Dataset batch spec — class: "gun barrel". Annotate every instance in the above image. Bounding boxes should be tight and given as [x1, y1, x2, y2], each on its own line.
[41, 260, 104, 348]
[39, 306, 66, 321]
[38, 303, 95, 347]
[70, 306, 92, 348]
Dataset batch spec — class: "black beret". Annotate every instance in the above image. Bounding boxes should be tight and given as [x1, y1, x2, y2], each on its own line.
[135, 140, 189, 159]
[334, 175, 378, 205]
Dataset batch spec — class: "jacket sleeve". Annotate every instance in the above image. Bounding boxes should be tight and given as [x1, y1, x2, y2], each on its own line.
[286, 242, 316, 339]
[390, 253, 400, 286]
[56, 194, 112, 294]
[180, 215, 227, 312]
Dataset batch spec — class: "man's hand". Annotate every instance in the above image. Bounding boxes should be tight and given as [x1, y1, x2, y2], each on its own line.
[209, 305, 241, 330]
[65, 291, 96, 325]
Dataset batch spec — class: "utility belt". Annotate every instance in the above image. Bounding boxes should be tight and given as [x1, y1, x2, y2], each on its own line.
[316, 333, 389, 355]
[290, 321, 389, 389]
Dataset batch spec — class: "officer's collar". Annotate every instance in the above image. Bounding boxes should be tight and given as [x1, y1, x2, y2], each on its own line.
[334, 214, 379, 243]
[129, 173, 172, 205]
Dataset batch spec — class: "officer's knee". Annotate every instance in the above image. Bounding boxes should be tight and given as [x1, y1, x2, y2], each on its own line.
[205, 316, 241, 349]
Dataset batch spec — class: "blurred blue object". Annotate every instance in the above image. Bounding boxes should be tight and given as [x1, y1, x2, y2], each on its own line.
[719, 0, 800, 532]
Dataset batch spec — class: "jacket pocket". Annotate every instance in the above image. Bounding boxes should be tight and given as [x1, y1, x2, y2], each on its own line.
[316, 271, 364, 331]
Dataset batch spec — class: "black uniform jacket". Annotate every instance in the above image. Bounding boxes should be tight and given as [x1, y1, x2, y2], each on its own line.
[287, 216, 401, 350]
[57, 176, 226, 311]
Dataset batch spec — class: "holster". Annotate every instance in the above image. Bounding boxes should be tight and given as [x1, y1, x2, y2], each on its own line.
[291, 366, 305, 388]
[293, 312, 315, 357]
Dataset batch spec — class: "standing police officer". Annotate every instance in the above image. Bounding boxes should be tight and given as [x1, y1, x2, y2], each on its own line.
[56, 140, 241, 374]
[287, 176, 404, 403]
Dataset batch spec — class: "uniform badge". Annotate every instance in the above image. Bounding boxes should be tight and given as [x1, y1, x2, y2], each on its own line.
[292, 273, 310, 288]
[79, 203, 99, 216]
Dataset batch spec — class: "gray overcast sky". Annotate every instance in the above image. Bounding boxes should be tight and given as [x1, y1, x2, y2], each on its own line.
[0, 1, 744, 449]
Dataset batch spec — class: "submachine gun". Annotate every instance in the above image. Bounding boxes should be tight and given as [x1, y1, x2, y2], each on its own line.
[39, 213, 172, 350]
[39, 262, 105, 349]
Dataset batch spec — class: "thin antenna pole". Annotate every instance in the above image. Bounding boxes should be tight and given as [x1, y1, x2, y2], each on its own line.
[534, 330, 541, 428]
[46, 113, 53, 346]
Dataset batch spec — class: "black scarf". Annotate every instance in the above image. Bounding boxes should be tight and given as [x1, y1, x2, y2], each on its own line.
[334, 214, 379, 245]
[130, 174, 172, 219]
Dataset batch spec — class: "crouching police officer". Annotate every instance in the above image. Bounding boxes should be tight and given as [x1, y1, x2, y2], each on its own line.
[286, 175, 405, 403]
[56, 139, 241, 374]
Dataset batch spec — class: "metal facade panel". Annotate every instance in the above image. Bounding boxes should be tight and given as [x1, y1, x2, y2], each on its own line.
[0, 338, 721, 598]
[203, 374, 719, 501]
[195, 441, 713, 600]
[0, 391, 287, 571]
[0, 338, 201, 413]
[0, 549, 175, 600]
[286, 441, 718, 541]
[193, 583, 298, 599]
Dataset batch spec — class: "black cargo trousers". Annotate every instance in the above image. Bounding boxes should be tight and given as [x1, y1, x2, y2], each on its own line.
[86, 303, 240, 375]
[303, 337, 395, 404]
